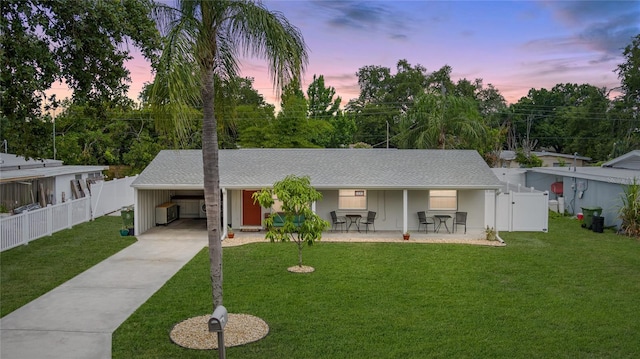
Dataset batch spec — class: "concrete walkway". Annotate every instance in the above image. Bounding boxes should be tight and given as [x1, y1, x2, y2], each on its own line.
[0, 232, 208, 359]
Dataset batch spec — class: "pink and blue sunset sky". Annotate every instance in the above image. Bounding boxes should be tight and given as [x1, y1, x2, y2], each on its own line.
[108, 1, 640, 106]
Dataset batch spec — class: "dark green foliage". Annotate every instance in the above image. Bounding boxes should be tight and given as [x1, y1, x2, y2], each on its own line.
[515, 149, 543, 168]
[1, 0, 160, 159]
[616, 34, 640, 104]
[307, 74, 341, 120]
[619, 178, 640, 237]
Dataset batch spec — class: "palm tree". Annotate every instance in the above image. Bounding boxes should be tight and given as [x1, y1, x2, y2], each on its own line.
[150, 1, 307, 309]
[398, 91, 485, 149]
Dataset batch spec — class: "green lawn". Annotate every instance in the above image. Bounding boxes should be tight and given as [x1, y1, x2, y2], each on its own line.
[0, 216, 136, 317]
[113, 216, 640, 358]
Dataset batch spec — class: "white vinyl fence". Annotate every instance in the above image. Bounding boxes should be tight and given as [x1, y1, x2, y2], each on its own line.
[0, 176, 137, 252]
[90, 176, 136, 218]
[496, 184, 549, 232]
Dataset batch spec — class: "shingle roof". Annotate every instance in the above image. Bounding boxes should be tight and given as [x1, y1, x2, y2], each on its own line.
[602, 150, 640, 170]
[131, 149, 502, 190]
[0, 153, 63, 170]
[528, 166, 639, 184]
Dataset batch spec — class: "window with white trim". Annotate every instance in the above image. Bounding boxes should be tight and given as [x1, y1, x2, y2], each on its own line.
[429, 190, 457, 210]
[338, 189, 367, 210]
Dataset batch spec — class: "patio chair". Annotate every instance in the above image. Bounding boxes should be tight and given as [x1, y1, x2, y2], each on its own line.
[360, 211, 376, 233]
[453, 211, 467, 233]
[417, 211, 435, 233]
[330, 211, 346, 232]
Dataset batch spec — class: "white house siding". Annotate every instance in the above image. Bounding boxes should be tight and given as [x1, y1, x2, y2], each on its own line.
[527, 172, 625, 228]
[229, 189, 242, 229]
[315, 189, 487, 232]
[565, 179, 623, 228]
[136, 187, 491, 234]
[459, 189, 487, 231]
[134, 189, 173, 234]
[54, 174, 79, 203]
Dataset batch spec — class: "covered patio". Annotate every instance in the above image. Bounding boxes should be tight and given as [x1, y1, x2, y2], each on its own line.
[139, 218, 504, 247]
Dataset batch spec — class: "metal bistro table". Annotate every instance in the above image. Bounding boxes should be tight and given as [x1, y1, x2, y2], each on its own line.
[434, 214, 452, 233]
[345, 214, 362, 232]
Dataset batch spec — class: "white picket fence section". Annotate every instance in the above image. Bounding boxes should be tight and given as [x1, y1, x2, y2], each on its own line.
[0, 176, 137, 252]
[496, 183, 549, 232]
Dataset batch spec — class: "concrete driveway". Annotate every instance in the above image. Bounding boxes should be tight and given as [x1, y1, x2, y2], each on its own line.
[0, 230, 208, 359]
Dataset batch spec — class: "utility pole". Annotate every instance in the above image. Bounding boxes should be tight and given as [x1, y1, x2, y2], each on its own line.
[386, 121, 389, 149]
[53, 111, 56, 160]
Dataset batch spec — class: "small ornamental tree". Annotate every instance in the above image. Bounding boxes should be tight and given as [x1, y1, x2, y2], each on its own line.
[253, 175, 329, 268]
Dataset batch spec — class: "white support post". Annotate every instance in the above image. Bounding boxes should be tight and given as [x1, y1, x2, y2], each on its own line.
[222, 188, 228, 240]
[22, 214, 29, 245]
[67, 201, 73, 229]
[403, 189, 408, 234]
[46, 205, 53, 237]
[133, 189, 139, 235]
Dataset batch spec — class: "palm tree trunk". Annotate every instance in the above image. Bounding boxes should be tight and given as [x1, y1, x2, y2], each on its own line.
[202, 64, 223, 309]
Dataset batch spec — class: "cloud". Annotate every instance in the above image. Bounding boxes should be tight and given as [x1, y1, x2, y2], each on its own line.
[311, 1, 412, 41]
[543, 0, 640, 56]
[520, 57, 586, 77]
[577, 13, 640, 54]
[547, 0, 635, 24]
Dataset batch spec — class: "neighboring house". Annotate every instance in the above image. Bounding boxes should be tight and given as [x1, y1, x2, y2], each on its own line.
[532, 151, 591, 168]
[131, 149, 504, 235]
[0, 153, 107, 212]
[526, 150, 640, 229]
[499, 150, 591, 168]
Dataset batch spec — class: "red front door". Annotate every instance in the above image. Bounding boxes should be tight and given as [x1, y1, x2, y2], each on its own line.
[242, 190, 262, 226]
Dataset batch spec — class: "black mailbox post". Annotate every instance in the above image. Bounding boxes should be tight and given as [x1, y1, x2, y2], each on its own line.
[208, 305, 228, 359]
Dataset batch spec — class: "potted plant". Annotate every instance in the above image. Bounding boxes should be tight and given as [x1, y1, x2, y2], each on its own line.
[403, 232, 410, 240]
[120, 226, 130, 236]
[485, 226, 497, 241]
[227, 225, 235, 239]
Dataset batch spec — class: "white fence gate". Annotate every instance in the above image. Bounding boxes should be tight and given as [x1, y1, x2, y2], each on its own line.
[0, 176, 137, 252]
[497, 188, 549, 232]
[90, 176, 136, 218]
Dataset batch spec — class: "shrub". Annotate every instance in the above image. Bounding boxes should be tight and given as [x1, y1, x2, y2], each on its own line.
[619, 178, 640, 237]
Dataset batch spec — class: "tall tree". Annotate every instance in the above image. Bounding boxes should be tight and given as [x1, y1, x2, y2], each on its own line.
[611, 34, 640, 157]
[268, 80, 317, 148]
[346, 60, 428, 147]
[510, 83, 615, 160]
[150, 1, 307, 309]
[1, 0, 160, 159]
[306, 74, 341, 120]
[397, 91, 485, 150]
[616, 34, 640, 104]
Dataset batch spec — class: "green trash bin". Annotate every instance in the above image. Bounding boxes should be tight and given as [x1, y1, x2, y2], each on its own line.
[581, 206, 602, 229]
[121, 206, 134, 228]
